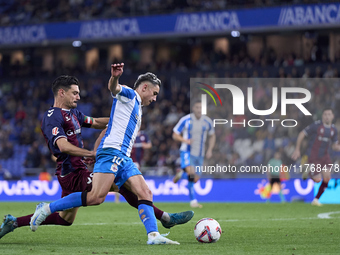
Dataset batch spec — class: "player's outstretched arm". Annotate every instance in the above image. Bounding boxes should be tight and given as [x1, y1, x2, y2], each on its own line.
[91, 117, 110, 129]
[291, 131, 306, 160]
[94, 128, 107, 152]
[56, 138, 95, 158]
[108, 63, 124, 95]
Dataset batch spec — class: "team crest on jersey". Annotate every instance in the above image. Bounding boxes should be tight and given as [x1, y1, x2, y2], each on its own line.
[111, 163, 118, 173]
[52, 127, 59, 136]
[320, 128, 324, 134]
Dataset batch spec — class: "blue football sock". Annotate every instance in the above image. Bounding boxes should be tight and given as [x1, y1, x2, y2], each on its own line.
[279, 190, 286, 202]
[138, 201, 158, 234]
[49, 192, 83, 213]
[182, 171, 188, 180]
[188, 181, 196, 201]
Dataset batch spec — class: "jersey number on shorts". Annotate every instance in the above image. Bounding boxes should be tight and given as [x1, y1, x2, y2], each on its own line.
[112, 156, 123, 165]
[111, 156, 123, 173]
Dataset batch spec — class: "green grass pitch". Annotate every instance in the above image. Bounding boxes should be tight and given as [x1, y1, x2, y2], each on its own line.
[0, 202, 340, 254]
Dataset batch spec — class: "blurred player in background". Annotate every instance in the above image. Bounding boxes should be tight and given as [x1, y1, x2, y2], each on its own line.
[29, 64, 188, 245]
[0, 74, 192, 240]
[172, 100, 215, 208]
[292, 108, 340, 206]
[131, 129, 152, 170]
[266, 151, 286, 203]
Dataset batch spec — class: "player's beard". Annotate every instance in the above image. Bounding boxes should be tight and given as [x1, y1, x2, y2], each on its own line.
[71, 101, 77, 109]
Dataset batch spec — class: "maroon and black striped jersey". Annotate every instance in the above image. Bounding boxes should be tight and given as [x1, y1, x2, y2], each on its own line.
[41, 107, 92, 176]
[303, 120, 338, 159]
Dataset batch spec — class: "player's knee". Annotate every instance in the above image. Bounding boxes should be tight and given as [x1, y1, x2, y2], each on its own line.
[323, 177, 330, 183]
[89, 198, 104, 205]
[144, 188, 153, 200]
[138, 187, 153, 201]
[313, 177, 322, 183]
[87, 193, 106, 205]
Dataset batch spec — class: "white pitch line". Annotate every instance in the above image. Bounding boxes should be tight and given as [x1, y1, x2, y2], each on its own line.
[317, 211, 340, 219]
[75, 222, 142, 226]
[217, 216, 339, 223]
[73, 215, 340, 226]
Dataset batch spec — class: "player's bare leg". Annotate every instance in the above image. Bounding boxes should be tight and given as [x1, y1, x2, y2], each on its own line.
[311, 169, 331, 206]
[186, 166, 202, 208]
[30, 173, 115, 231]
[85, 173, 115, 205]
[59, 208, 79, 223]
[125, 175, 179, 244]
[173, 167, 184, 183]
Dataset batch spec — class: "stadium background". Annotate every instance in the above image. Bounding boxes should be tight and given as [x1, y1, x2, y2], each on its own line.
[1, 0, 340, 203]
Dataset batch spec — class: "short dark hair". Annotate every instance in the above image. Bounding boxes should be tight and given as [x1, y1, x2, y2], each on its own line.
[192, 100, 201, 105]
[52, 75, 79, 96]
[191, 100, 201, 108]
[322, 107, 333, 113]
[133, 72, 161, 89]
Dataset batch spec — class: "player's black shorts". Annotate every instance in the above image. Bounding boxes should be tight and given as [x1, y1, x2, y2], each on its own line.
[270, 177, 281, 186]
[57, 169, 93, 198]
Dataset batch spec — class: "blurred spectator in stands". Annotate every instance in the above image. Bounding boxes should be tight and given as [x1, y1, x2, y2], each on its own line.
[24, 141, 42, 168]
[0, 141, 14, 159]
[0, 164, 12, 180]
[39, 167, 52, 181]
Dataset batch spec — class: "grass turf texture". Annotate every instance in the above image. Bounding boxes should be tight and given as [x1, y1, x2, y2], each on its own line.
[0, 202, 340, 255]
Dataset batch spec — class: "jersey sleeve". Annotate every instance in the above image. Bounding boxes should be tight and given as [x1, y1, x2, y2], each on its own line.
[173, 116, 187, 134]
[73, 109, 93, 128]
[116, 86, 136, 103]
[41, 110, 67, 147]
[303, 122, 318, 137]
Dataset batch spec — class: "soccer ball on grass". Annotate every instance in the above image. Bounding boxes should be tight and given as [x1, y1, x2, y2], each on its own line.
[194, 218, 222, 243]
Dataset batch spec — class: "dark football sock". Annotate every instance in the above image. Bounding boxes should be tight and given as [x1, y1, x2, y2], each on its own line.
[17, 212, 72, 227]
[315, 181, 328, 199]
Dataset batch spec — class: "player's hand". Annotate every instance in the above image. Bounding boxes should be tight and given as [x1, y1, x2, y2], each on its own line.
[87, 150, 96, 158]
[185, 139, 191, 145]
[291, 149, 300, 161]
[83, 157, 95, 166]
[206, 149, 213, 159]
[111, 63, 124, 78]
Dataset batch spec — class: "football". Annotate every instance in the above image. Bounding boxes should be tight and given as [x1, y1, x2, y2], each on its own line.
[194, 218, 222, 243]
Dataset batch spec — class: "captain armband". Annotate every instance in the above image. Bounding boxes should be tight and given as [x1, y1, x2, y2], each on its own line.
[83, 116, 94, 127]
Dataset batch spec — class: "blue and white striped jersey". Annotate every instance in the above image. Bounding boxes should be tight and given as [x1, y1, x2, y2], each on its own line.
[173, 113, 214, 157]
[98, 86, 142, 157]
